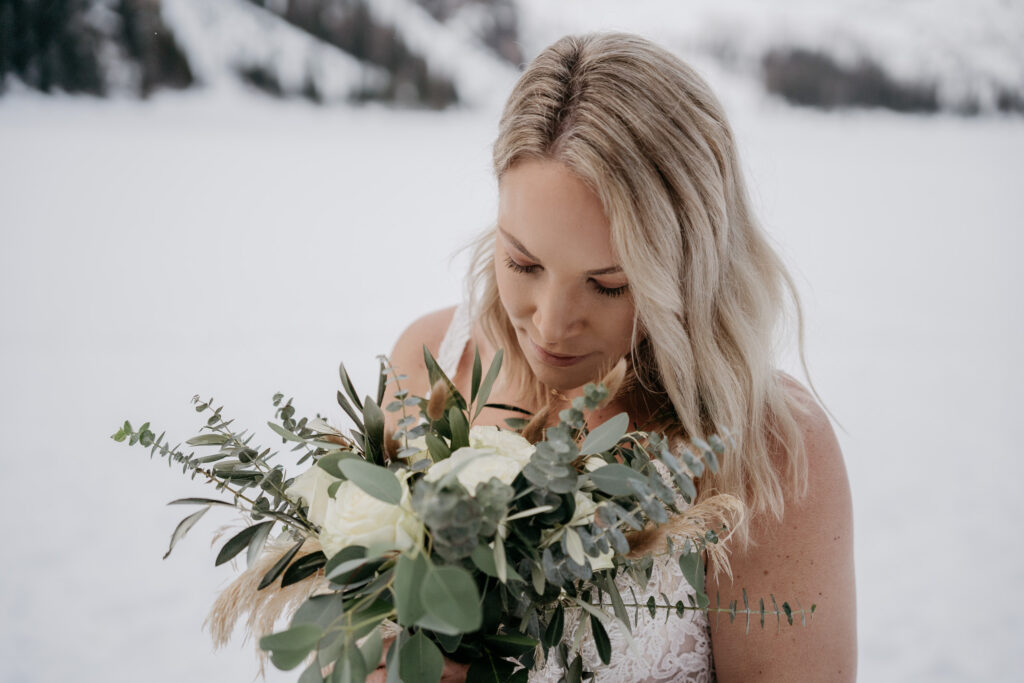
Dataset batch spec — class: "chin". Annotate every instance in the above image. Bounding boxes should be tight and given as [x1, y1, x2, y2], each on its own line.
[526, 358, 597, 394]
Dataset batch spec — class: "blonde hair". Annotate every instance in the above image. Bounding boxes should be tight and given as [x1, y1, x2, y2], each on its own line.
[469, 32, 813, 542]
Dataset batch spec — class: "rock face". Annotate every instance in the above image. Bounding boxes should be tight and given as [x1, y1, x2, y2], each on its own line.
[0, 0, 521, 107]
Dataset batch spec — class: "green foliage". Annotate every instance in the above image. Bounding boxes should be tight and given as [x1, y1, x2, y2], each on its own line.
[116, 354, 812, 683]
[336, 458, 402, 505]
[420, 566, 483, 634]
[163, 505, 210, 559]
[259, 623, 324, 671]
[399, 631, 444, 683]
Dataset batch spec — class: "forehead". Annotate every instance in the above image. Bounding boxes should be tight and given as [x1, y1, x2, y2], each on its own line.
[498, 159, 615, 263]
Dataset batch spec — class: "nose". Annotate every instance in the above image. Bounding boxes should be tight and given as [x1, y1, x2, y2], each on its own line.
[532, 282, 583, 346]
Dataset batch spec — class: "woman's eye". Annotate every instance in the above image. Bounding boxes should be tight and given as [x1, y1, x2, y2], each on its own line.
[592, 281, 629, 298]
[504, 256, 539, 274]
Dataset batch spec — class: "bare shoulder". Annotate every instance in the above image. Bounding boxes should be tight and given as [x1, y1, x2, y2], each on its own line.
[388, 306, 458, 396]
[777, 373, 847, 498]
[708, 374, 856, 681]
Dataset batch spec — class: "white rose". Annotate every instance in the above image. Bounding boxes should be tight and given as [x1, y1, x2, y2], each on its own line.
[284, 466, 340, 527]
[570, 491, 599, 526]
[569, 492, 615, 570]
[424, 446, 526, 493]
[318, 473, 422, 558]
[468, 425, 534, 465]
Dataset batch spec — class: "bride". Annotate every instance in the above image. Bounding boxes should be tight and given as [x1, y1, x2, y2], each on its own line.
[378, 32, 856, 682]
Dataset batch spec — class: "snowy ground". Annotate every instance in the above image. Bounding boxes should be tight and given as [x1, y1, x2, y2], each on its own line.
[2, 52, 1023, 683]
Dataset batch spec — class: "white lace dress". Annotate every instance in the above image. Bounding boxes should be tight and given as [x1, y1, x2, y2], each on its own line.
[437, 303, 716, 682]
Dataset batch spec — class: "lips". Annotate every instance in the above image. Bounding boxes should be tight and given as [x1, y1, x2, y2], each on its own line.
[528, 338, 589, 368]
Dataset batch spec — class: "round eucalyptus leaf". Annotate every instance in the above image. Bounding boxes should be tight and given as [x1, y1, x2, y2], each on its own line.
[399, 630, 444, 683]
[336, 458, 402, 505]
[420, 565, 482, 633]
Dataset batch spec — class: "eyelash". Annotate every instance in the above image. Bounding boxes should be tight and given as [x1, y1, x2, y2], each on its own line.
[503, 256, 629, 298]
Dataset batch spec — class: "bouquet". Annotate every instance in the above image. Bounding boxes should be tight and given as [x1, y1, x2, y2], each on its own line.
[113, 348, 813, 682]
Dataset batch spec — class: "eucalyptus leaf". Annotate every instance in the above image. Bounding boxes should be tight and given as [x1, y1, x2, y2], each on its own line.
[186, 433, 229, 446]
[268, 421, 306, 443]
[376, 360, 387, 406]
[473, 349, 504, 420]
[425, 433, 451, 463]
[259, 623, 323, 671]
[336, 390, 365, 432]
[317, 451, 360, 478]
[360, 629, 384, 672]
[297, 660, 324, 683]
[543, 605, 564, 648]
[281, 551, 326, 587]
[215, 521, 273, 566]
[163, 505, 210, 559]
[420, 565, 482, 633]
[470, 347, 482, 405]
[678, 550, 709, 608]
[399, 630, 444, 683]
[579, 413, 629, 455]
[260, 622, 324, 651]
[394, 552, 427, 626]
[336, 459, 402, 505]
[338, 363, 363, 411]
[167, 497, 235, 508]
[362, 396, 386, 465]
[329, 645, 367, 683]
[385, 631, 402, 683]
[323, 545, 366, 575]
[247, 519, 275, 568]
[563, 528, 586, 566]
[258, 539, 304, 589]
[598, 575, 631, 634]
[587, 464, 647, 497]
[448, 406, 469, 451]
[566, 654, 583, 683]
[590, 614, 611, 665]
[470, 544, 499, 577]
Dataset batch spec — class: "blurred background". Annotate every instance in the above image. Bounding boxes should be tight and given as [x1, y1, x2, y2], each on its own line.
[1, 1, 1022, 681]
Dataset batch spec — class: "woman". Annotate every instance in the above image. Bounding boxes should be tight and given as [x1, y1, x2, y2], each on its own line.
[381, 32, 856, 682]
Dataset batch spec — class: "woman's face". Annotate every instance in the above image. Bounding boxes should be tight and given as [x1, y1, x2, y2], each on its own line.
[495, 158, 635, 393]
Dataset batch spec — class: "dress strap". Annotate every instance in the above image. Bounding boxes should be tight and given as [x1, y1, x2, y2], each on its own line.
[436, 301, 472, 380]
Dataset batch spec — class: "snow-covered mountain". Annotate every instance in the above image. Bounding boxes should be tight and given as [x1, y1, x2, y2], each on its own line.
[2, 0, 1022, 114]
[0, 0, 521, 108]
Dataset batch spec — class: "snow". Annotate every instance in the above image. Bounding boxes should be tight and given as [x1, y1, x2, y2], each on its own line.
[2, 4, 1024, 681]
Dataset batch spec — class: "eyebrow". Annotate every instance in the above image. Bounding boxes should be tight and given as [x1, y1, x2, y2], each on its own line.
[498, 226, 624, 276]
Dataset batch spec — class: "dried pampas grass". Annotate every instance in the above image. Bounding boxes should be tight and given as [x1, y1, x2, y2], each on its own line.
[205, 536, 328, 671]
[625, 492, 745, 580]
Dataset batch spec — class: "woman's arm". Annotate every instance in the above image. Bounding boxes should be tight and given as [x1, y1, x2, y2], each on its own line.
[707, 388, 857, 682]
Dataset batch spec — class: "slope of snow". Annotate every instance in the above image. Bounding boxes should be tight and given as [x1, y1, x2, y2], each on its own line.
[364, 0, 522, 108]
[162, 0, 387, 101]
[515, 0, 1024, 113]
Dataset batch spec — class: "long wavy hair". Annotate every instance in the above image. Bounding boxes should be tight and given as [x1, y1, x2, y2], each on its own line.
[469, 32, 813, 542]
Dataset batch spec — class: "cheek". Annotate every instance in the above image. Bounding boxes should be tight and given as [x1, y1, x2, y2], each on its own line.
[601, 304, 636, 354]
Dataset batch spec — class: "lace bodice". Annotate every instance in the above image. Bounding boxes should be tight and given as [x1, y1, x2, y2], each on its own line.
[528, 554, 715, 682]
[438, 302, 716, 682]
